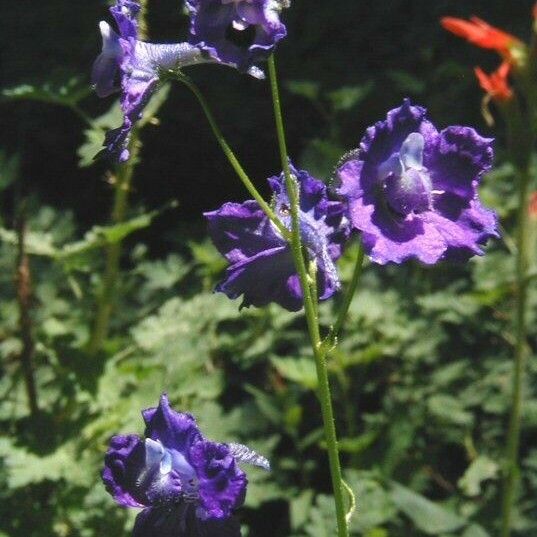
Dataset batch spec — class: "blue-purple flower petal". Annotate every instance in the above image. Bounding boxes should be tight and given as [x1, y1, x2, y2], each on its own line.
[143, 394, 202, 455]
[206, 165, 349, 311]
[187, 0, 287, 75]
[335, 99, 499, 264]
[92, 1, 215, 161]
[103, 395, 264, 535]
[190, 440, 247, 519]
[133, 505, 241, 537]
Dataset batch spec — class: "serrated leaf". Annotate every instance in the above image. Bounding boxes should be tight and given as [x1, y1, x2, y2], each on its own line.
[427, 394, 474, 427]
[458, 456, 498, 497]
[290, 489, 314, 530]
[327, 82, 373, 111]
[285, 80, 320, 102]
[58, 202, 177, 261]
[346, 472, 396, 532]
[390, 482, 466, 535]
[77, 102, 124, 167]
[77, 84, 171, 166]
[2, 77, 91, 107]
[0, 227, 57, 257]
[271, 356, 318, 390]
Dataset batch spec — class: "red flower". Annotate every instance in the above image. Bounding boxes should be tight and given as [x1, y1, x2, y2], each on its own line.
[474, 61, 513, 102]
[441, 16, 522, 61]
[529, 192, 537, 220]
[534, 3, 537, 20]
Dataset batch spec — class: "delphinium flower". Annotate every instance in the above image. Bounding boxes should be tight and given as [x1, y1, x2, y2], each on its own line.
[186, 0, 288, 77]
[92, 0, 222, 161]
[205, 165, 349, 311]
[334, 99, 498, 265]
[103, 394, 269, 537]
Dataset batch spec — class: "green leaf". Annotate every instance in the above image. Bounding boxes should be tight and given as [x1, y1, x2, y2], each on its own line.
[337, 432, 378, 454]
[327, 82, 373, 111]
[244, 385, 282, 425]
[427, 394, 474, 427]
[462, 524, 491, 537]
[271, 356, 318, 390]
[78, 84, 171, 166]
[458, 456, 499, 497]
[386, 70, 426, 94]
[346, 472, 397, 532]
[290, 489, 314, 530]
[0, 151, 20, 192]
[77, 102, 124, 167]
[285, 80, 321, 102]
[0, 227, 57, 257]
[2, 77, 91, 107]
[300, 138, 345, 179]
[58, 202, 177, 261]
[390, 482, 466, 534]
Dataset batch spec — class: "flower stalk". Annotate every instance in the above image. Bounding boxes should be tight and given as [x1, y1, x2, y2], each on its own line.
[501, 165, 532, 537]
[176, 73, 287, 238]
[15, 201, 39, 416]
[268, 54, 349, 537]
[87, 0, 149, 355]
[87, 140, 140, 355]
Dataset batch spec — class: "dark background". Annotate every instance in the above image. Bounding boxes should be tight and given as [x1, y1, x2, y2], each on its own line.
[0, 0, 534, 228]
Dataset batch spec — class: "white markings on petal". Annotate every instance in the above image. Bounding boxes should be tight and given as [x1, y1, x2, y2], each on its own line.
[228, 443, 271, 471]
[145, 438, 166, 468]
[400, 132, 425, 170]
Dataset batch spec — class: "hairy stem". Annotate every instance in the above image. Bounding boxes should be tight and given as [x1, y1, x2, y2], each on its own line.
[268, 54, 349, 537]
[87, 0, 151, 355]
[500, 167, 531, 537]
[177, 74, 287, 237]
[87, 140, 141, 355]
[15, 202, 39, 416]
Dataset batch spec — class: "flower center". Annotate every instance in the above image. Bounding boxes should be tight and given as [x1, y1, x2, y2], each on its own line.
[378, 132, 433, 217]
[221, 0, 257, 48]
[140, 439, 198, 503]
[225, 21, 257, 48]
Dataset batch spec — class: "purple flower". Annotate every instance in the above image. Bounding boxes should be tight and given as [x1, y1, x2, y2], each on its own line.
[205, 165, 349, 311]
[103, 394, 269, 537]
[186, 0, 288, 77]
[334, 99, 499, 264]
[92, 0, 215, 162]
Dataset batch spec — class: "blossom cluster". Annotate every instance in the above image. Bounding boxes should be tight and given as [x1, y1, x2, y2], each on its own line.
[92, 0, 288, 160]
[96, 2, 501, 535]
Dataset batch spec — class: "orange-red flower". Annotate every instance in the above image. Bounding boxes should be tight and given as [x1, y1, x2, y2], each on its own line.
[533, 3, 537, 20]
[529, 192, 537, 220]
[474, 61, 513, 102]
[441, 16, 522, 61]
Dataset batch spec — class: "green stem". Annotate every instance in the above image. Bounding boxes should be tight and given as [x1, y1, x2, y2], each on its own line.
[87, 0, 149, 356]
[268, 54, 349, 537]
[500, 167, 531, 537]
[87, 136, 141, 355]
[329, 242, 365, 344]
[176, 73, 287, 237]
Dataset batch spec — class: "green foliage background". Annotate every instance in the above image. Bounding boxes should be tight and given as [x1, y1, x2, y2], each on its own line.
[1, 1, 537, 536]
